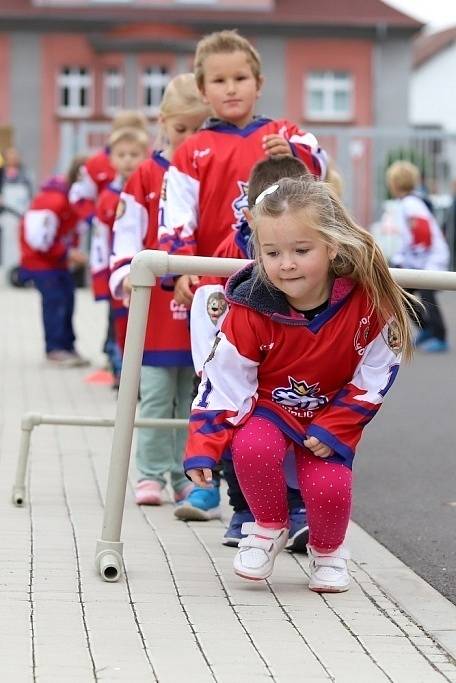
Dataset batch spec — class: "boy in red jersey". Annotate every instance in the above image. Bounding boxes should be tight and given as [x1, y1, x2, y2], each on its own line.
[91, 127, 149, 385]
[159, 30, 327, 307]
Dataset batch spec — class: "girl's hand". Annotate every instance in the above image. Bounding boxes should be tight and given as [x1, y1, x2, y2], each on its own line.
[304, 436, 334, 458]
[174, 274, 200, 307]
[262, 134, 292, 157]
[186, 468, 213, 487]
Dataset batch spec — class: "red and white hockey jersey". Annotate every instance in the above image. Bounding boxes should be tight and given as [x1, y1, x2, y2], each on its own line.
[388, 194, 449, 271]
[69, 149, 115, 223]
[91, 179, 123, 301]
[185, 264, 402, 473]
[20, 177, 80, 273]
[109, 152, 192, 366]
[159, 117, 327, 258]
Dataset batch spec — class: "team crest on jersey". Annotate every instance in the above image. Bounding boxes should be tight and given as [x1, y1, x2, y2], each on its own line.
[115, 199, 126, 220]
[272, 376, 328, 416]
[206, 292, 227, 325]
[354, 315, 371, 356]
[231, 180, 249, 228]
[387, 320, 402, 355]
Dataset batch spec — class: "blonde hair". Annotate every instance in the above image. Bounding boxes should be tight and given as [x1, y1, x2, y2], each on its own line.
[112, 109, 149, 131]
[386, 160, 420, 196]
[154, 73, 211, 149]
[194, 30, 262, 90]
[109, 126, 149, 150]
[251, 177, 416, 360]
[325, 161, 343, 199]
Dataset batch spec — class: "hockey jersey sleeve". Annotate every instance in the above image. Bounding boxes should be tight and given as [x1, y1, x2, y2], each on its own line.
[282, 121, 328, 180]
[109, 170, 149, 299]
[306, 321, 401, 466]
[184, 306, 261, 473]
[158, 146, 199, 257]
[23, 205, 68, 260]
[190, 284, 229, 375]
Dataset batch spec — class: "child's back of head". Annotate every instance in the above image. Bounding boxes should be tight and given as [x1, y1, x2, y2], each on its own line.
[247, 156, 310, 209]
[386, 160, 420, 198]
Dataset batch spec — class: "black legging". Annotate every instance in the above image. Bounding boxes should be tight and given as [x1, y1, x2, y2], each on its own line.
[408, 289, 447, 342]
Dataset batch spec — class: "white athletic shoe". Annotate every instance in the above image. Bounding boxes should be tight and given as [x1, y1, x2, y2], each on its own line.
[308, 545, 351, 593]
[233, 522, 289, 581]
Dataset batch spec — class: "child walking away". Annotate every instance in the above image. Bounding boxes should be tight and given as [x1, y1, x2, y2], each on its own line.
[386, 161, 450, 353]
[109, 74, 211, 506]
[183, 156, 311, 552]
[19, 156, 89, 367]
[185, 176, 415, 591]
[91, 127, 149, 387]
[159, 29, 327, 308]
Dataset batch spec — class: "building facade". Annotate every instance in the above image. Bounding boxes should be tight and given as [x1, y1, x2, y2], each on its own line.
[0, 0, 421, 223]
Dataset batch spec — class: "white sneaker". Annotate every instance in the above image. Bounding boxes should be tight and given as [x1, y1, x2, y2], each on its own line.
[308, 545, 351, 593]
[233, 522, 288, 581]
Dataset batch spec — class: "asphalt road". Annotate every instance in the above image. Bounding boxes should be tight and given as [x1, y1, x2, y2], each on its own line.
[353, 291, 456, 605]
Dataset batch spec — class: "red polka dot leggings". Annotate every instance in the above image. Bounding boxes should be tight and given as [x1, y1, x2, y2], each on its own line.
[231, 416, 352, 552]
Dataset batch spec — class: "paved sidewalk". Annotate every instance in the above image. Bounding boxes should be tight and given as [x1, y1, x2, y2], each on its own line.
[0, 286, 456, 682]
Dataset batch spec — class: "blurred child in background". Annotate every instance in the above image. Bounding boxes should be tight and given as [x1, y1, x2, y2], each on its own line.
[110, 74, 212, 505]
[90, 127, 149, 387]
[69, 109, 149, 224]
[386, 160, 450, 353]
[19, 156, 89, 366]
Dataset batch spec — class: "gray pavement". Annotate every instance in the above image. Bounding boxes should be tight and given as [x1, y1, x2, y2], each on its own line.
[354, 291, 456, 604]
[1, 285, 456, 682]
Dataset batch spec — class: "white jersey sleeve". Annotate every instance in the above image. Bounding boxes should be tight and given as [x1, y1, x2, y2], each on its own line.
[24, 209, 59, 252]
[109, 191, 148, 299]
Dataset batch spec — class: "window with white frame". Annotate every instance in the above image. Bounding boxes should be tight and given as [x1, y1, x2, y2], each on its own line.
[103, 67, 124, 116]
[305, 70, 353, 121]
[141, 66, 170, 116]
[57, 66, 92, 117]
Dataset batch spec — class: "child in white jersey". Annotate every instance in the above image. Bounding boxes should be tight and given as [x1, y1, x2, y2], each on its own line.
[184, 177, 416, 592]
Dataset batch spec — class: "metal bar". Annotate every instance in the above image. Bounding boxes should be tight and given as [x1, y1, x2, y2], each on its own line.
[95, 282, 152, 581]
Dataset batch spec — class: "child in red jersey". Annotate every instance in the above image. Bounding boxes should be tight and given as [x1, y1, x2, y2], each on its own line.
[184, 156, 313, 551]
[185, 176, 417, 591]
[69, 109, 149, 223]
[159, 29, 327, 307]
[109, 74, 211, 506]
[91, 127, 149, 386]
[20, 156, 89, 366]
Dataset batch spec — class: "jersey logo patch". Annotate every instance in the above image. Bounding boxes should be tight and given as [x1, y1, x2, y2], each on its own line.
[231, 180, 249, 229]
[354, 315, 371, 356]
[206, 292, 227, 325]
[272, 376, 328, 413]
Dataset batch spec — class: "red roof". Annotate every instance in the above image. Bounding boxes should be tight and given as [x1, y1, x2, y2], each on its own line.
[413, 26, 456, 68]
[0, 0, 423, 30]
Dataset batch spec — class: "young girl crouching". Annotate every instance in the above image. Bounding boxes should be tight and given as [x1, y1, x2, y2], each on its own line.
[185, 176, 414, 592]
